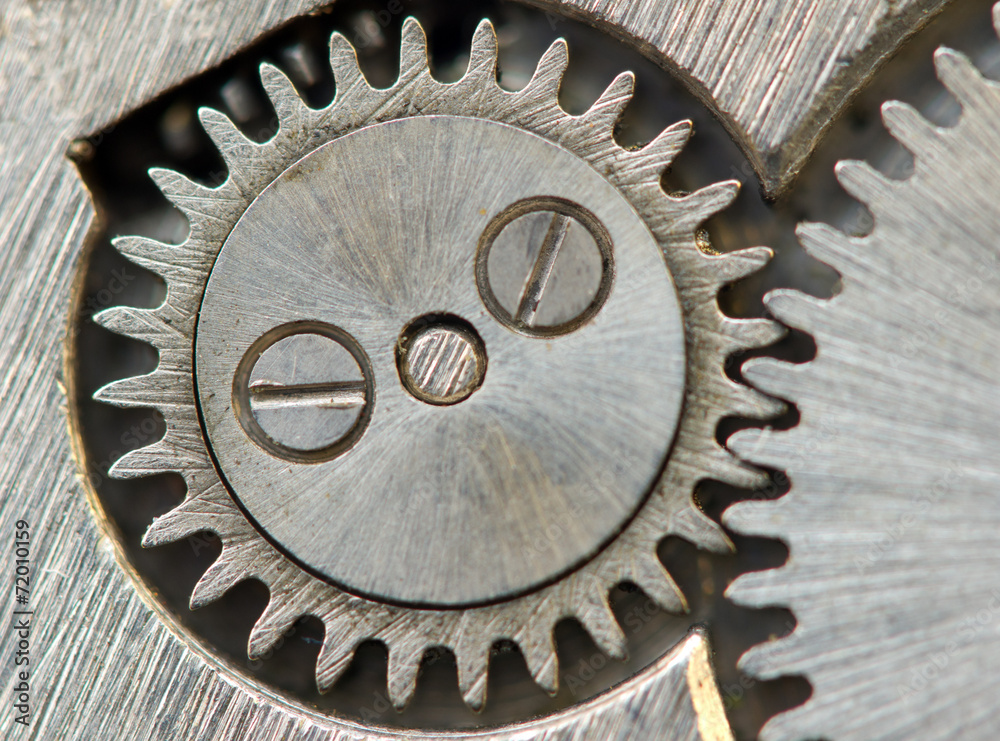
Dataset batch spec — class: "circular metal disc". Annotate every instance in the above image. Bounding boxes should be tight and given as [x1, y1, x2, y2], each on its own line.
[195, 115, 685, 606]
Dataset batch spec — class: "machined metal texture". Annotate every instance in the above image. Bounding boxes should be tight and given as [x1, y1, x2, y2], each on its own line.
[725, 5, 1000, 739]
[396, 319, 487, 406]
[94, 18, 779, 711]
[2, 0, 995, 739]
[526, 0, 952, 194]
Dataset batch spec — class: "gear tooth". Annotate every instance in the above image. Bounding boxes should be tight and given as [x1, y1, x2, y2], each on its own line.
[576, 595, 627, 660]
[707, 447, 772, 490]
[111, 234, 168, 259]
[197, 106, 246, 147]
[740, 357, 804, 405]
[615, 121, 693, 187]
[197, 107, 245, 158]
[639, 120, 693, 167]
[148, 167, 217, 213]
[935, 46, 987, 107]
[249, 599, 301, 659]
[109, 429, 210, 480]
[729, 317, 787, 351]
[758, 701, 819, 741]
[316, 632, 358, 692]
[525, 38, 569, 98]
[387, 643, 425, 710]
[726, 425, 789, 474]
[456, 646, 490, 711]
[670, 504, 733, 557]
[726, 377, 787, 419]
[725, 567, 791, 612]
[143, 514, 197, 548]
[197, 108, 261, 193]
[143, 482, 238, 547]
[736, 631, 801, 680]
[722, 497, 789, 541]
[398, 17, 430, 79]
[518, 630, 559, 694]
[93, 371, 189, 409]
[111, 236, 201, 286]
[329, 32, 371, 102]
[835, 159, 894, 205]
[259, 61, 306, 124]
[764, 288, 827, 334]
[93, 304, 174, 347]
[107, 443, 173, 479]
[675, 180, 740, 225]
[191, 547, 248, 608]
[881, 100, 941, 155]
[712, 245, 773, 283]
[796, 221, 856, 273]
[627, 552, 688, 612]
[465, 19, 499, 81]
[582, 72, 635, 131]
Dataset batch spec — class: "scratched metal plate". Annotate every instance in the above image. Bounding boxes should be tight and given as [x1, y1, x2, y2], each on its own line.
[0, 0, 967, 738]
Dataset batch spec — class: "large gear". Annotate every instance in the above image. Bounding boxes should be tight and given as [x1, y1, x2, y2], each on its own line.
[726, 6, 1000, 739]
[95, 17, 781, 710]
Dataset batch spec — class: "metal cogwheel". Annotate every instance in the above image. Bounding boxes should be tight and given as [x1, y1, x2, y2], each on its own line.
[93, 18, 780, 709]
[726, 6, 1000, 740]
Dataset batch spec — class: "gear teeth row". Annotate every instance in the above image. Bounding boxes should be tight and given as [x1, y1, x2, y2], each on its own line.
[94, 16, 781, 709]
[724, 9, 1000, 739]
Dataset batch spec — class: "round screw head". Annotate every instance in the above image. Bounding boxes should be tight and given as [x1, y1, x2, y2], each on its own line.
[238, 327, 371, 458]
[477, 199, 613, 336]
[397, 317, 487, 405]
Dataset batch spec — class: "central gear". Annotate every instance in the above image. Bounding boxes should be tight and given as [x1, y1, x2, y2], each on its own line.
[95, 18, 781, 709]
[196, 114, 688, 607]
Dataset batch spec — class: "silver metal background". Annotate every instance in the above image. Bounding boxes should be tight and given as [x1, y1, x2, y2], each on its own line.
[0, 0, 966, 738]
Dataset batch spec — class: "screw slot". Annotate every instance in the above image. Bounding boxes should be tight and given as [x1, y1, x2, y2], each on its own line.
[231, 322, 373, 462]
[476, 197, 614, 337]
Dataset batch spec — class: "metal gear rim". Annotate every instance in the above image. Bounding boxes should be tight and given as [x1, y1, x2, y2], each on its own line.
[94, 16, 782, 711]
[726, 6, 1000, 739]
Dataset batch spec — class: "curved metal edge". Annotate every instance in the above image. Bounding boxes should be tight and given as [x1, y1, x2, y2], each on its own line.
[521, 0, 952, 197]
[0, 1, 736, 738]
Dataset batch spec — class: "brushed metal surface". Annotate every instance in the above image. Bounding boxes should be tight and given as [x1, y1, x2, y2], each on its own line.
[528, 0, 952, 195]
[398, 322, 486, 405]
[0, 0, 975, 738]
[726, 5, 1000, 739]
[195, 114, 688, 607]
